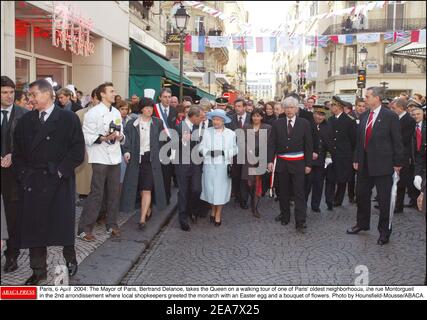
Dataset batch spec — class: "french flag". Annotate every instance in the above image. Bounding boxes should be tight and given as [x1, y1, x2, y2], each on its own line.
[255, 37, 277, 52]
[411, 29, 426, 43]
[185, 35, 206, 53]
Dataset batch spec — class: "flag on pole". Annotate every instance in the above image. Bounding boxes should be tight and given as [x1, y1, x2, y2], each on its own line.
[184, 34, 192, 52]
[184, 35, 206, 52]
[411, 29, 426, 43]
[356, 33, 380, 43]
[206, 36, 230, 48]
[255, 37, 277, 52]
[384, 31, 409, 42]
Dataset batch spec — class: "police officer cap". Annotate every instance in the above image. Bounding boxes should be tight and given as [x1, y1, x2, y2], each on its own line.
[215, 97, 228, 104]
[313, 104, 328, 114]
[331, 95, 351, 108]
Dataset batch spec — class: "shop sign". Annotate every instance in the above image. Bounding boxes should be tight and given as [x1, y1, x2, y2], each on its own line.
[52, 2, 95, 56]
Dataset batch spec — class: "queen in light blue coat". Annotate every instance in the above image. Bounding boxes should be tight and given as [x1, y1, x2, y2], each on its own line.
[199, 109, 238, 226]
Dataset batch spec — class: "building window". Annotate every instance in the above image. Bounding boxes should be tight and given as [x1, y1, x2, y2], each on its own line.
[344, 45, 357, 67]
[195, 16, 205, 35]
[15, 57, 30, 90]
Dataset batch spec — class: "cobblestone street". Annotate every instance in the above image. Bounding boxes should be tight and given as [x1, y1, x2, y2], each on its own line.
[122, 197, 426, 286]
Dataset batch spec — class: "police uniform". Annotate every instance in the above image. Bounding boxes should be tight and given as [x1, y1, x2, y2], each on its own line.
[305, 105, 333, 212]
[215, 97, 229, 111]
[325, 96, 357, 208]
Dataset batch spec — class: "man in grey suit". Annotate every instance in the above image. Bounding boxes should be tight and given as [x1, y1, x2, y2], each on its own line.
[347, 87, 404, 245]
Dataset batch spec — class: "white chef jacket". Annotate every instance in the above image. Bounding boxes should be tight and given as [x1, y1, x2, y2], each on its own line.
[83, 102, 126, 165]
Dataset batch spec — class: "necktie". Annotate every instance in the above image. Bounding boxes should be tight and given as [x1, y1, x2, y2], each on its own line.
[287, 119, 293, 136]
[40, 111, 47, 125]
[364, 111, 374, 150]
[1, 110, 9, 156]
[238, 116, 243, 128]
[416, 124, 422, 151]
[164, 107, 169, 118]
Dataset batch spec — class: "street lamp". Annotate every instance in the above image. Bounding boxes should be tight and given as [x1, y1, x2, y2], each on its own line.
[324, 54, 329, 65]
[174, 5, 190, 102]
[357, 46, 368, 98]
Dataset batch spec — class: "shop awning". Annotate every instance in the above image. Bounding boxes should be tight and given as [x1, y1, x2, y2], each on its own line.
[130, 40, 193, 85]
[196, 88, 216, 100]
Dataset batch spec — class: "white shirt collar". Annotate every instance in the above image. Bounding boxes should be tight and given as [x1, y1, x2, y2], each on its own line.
[161, 103, 169, 110]
[417, 121, 423, 128]
[335, 112, 343, 119]
[43, 104, 55, 116]
[184, 117, 194, 131]
[370, 105, 381, 115]
[398, 111, 407, 119]
[1, 104, 14, 113]
[287, 115, 296, 123]
[237, 112, 246, 121]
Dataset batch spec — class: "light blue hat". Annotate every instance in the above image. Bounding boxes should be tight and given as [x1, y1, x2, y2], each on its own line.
[207, 109, 231, 124]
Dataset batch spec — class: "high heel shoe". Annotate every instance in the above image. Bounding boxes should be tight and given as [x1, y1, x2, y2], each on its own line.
[214, 220, 221, 227]
[210, 216, 215, 223]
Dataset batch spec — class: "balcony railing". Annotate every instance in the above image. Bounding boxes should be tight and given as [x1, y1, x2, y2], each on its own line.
[340, 66, 358, 75]
[322, 18, 425, 35]
[381, 63, 407, 73]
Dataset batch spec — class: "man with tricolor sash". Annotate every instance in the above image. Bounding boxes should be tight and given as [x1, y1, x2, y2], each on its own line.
[267, 97, 313, 234]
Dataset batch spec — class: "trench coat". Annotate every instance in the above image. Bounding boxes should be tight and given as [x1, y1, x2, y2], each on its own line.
[119, 116, 167, 212]
[12, 106, 85, 248]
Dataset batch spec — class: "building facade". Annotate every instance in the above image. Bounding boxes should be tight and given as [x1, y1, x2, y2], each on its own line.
[2, 0, 130, 97]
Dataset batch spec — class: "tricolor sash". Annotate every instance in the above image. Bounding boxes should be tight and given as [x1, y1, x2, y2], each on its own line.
[277, 152, 304, 161]
[154, 103, 171, 138]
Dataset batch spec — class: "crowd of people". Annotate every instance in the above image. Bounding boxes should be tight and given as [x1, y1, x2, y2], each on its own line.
[1, 74, 426, 285]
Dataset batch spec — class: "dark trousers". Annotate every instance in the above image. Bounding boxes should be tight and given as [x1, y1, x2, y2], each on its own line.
[232, 163, 249, 204]
[1, 167, 20, 260]
[356, 160, 393, 238]
[347, 169, 356, 200]
[78, 164, 120, 234]
[305, 165, 325, 210]
[396, 163, 420, 210]
[176, 171, 202, 225]
[161, 163, 173, 205]
[325, 180, 346, 206]
[29, 246, 76, 276]
[277, 168, 306, 225]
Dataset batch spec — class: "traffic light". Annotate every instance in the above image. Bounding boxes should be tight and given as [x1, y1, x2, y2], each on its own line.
[357, 69, 366, 89]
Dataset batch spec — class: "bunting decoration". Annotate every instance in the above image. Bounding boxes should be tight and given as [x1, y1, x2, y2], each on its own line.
[411, 29, 426, 43]
[384, 30, 410, 42]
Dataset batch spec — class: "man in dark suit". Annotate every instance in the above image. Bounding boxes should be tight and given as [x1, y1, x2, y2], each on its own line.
[305, 105, 333, 213]
[174, 106, 203, 231]
[1, 76, 28, 273]
[268, 97, 313, 233]
[412, 106, 426, 199]
[226, 98, 251, 209]
[325, 96, 357, 210]
[154, 88, 178, 205]
[347, 87, 404, 245]
[390, 98, 418, 213]
[13, 79, 85, 284]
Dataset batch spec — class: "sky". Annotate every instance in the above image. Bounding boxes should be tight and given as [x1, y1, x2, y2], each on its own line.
[243, 1, 292, 80]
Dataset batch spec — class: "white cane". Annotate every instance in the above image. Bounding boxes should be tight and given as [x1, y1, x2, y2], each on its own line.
[269, 156, 277, 198]
[389, 172, 400, 230]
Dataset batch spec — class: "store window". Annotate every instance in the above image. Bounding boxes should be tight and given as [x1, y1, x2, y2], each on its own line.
[15, 19, 31, 52]
[36, 58, 65, 88]
[15, 57, 30, 90]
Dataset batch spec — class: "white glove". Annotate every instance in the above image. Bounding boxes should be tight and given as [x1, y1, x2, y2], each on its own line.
[324, 157, 333, 169]
[414, 175, 422, 191]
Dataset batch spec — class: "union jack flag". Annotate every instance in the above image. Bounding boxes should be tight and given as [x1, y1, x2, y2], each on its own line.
[384, 30, 410, 42]
[305, 35, 329, 48]
[232, 36, 254, 50]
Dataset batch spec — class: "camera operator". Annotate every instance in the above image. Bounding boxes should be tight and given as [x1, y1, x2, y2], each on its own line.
[78, 82, 125, 241]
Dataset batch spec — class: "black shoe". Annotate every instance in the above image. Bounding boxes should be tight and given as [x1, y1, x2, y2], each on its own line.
[281, 219, 289, 226]
[394, 208, 403, 214]
[296, 225, 306, 234]
[274, 196, 279, 202]
[377, 237, 389, 245]
[214, 221, 222, 227]
[312, 208, 321, 213]
[240, 201, 249, 210]
[138, 222, 146, 230]
[210, 216, 215, 223]
[346, 225, 370, 234]
[348, 198, 355, 203]
[180, 223, 191, 231]
[275, 214, 284, 222]
[333, 203, 342, 207]
[4, 258, 18, 273]
[327, 205, 333, 211]
[25, 273, 47, 285]
[66, 261, 78, 277]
